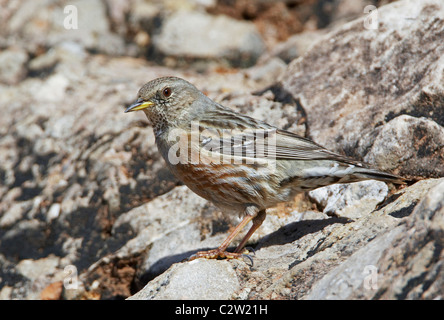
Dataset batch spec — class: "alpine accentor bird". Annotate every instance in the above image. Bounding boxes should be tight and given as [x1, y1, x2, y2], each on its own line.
[125, 76, 404, 260]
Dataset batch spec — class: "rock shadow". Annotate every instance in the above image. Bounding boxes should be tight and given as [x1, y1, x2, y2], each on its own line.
[257, 217, 350, 249]
[136, 216, 350, 289]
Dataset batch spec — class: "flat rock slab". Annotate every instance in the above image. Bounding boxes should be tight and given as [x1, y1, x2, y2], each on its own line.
[128, 259, 240, 300]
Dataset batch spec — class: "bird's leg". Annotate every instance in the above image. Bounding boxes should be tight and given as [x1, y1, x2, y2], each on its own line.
[234, 209, 266, 254]
[189, 213, 257, 261]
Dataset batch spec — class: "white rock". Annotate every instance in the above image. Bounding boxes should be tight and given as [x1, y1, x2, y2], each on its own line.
[0, 202, 29, 228]
[0, 47, 28, 85]
[16, 255, 60, 281]
[47, 203, 61, 222]
[129, 259, 239, 300]
[35, 74, 70, 102]
[309, 180, 388, 218]
[364, 115, 444, 175]
[153, 11, 265, 65]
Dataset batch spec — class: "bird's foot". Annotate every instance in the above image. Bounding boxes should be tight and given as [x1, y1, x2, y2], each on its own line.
[188, 248, 253, 265]
[189, 248, 243, 260]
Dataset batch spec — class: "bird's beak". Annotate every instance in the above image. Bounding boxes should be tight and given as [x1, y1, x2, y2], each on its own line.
[124, 99, 154, 113]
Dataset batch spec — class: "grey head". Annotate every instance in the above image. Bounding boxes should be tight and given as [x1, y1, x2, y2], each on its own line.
[125, 76, 211, 131]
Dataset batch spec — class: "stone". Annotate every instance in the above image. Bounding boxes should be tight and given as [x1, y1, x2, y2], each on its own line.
[34, 74, 70, 103]
[3, 0, 124, 56]
[364, 115, 444, 178]
[308, 180, 388, 218]
[46, 203, 61, 222]
[111, 186, 214, 257]
[259, 30, 326, 64]
[128, 259, 240, 300]
[16, 256, 60, 281]
[304, 225, 405, 299]
[0, 201, 31, 228]
[339, 179, 444, 299]
[0, 47, 28, 85]
[359, 179, 444, 299]
[206, 0, 305, 46]
[152, 10, 265, 67]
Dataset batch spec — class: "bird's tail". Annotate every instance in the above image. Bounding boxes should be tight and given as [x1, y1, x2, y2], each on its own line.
[343, 166, 405, 185]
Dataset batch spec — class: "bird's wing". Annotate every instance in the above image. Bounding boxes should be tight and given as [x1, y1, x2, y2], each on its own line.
[195, 110, 361, 166]
[272, 129, 362, 165]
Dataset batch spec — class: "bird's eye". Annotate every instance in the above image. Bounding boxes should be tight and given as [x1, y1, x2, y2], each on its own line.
[162, 87, 172, 97]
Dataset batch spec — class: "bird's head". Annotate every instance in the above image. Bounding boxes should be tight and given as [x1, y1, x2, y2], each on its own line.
[125, 76, 204, 130]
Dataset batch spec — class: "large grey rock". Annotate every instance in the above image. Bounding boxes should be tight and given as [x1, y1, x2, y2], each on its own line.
[364, 115, 444, 177]
[361, 179, 444, 299]
[280, 0, 444, 179]
[304, 225, 405, 299]
[306, 178, 444, 300]
[128, 259, 240, 300]
[3, 0, 124, 55]
[153, 10, 265, 67]
[308, 180, 388, 219]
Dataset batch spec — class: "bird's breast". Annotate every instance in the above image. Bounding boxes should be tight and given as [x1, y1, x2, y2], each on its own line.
[156, 133, 289, 211]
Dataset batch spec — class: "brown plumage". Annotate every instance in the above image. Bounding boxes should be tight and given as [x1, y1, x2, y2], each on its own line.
[125, 76, 404, 260]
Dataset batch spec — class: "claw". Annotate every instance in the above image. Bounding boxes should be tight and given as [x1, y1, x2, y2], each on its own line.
[187, 253, 198, 261]
[244, 246, 256, 256]
[241, 254, 254, 267]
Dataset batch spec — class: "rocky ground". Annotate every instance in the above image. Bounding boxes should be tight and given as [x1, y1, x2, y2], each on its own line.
[0, 0, 443, 300]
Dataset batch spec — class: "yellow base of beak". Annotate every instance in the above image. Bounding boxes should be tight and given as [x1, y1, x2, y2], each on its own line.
[125, 100, 154, 113]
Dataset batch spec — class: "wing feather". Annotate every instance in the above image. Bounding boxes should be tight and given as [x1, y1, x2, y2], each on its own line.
[194, 106, 362, 166]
